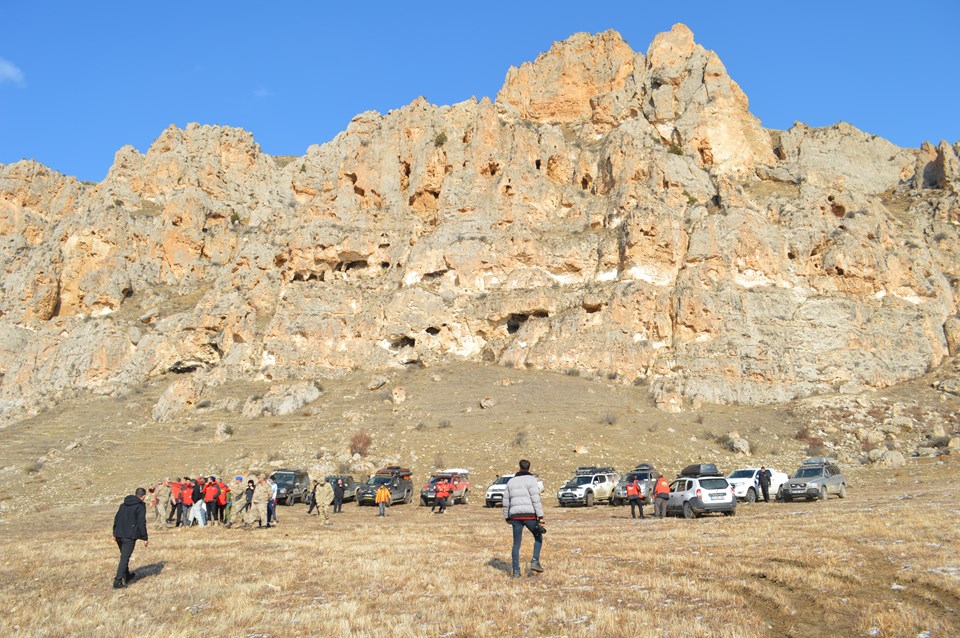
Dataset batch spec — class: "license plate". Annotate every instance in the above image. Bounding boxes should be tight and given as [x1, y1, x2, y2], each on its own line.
[709, 494, 724, 501]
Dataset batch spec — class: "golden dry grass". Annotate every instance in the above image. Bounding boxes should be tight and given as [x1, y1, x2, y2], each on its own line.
[1, 362, 959, 637]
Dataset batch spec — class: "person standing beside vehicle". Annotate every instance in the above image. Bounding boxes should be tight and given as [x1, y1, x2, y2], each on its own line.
[112, 487, 149, 589]
[307, 480, 321, 515]
[267, 477, 278, 526]
[253, 476, 271, 528]
[434, 479, 451, 514]
[316, 480, 334, 526]
[503, 459, 544, 578]
[375, 483, 391, 517]
[333, 478, 345, 514]
[625, 477, 644, 520]
[757, 467, 772, 503]
[653, 473, 670, 518]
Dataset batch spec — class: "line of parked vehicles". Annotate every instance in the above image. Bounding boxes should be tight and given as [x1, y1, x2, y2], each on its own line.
[267, 457, 847, 520]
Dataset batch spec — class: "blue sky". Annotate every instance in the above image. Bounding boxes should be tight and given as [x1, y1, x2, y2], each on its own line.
[1, 2, 958, 182]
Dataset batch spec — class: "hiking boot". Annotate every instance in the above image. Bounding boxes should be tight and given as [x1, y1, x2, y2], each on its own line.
[511, 570, 521, 578]
[113, 581, 126, 589]
[529, 559, 544, 573]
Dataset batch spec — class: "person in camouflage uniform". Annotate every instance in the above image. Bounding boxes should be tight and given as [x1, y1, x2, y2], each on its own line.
[315, 480, 334, 526]
[153, 480, 172, 530]
[252, 475, 271, 528]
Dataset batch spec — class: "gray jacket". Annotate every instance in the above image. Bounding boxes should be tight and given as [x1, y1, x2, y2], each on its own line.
[502, 472, 543, 520]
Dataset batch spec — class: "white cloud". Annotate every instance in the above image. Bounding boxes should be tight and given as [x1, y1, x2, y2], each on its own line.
[0, 58, 25, 86]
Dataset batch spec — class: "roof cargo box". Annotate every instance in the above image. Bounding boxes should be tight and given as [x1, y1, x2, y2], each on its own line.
[680, 463, 720, 477]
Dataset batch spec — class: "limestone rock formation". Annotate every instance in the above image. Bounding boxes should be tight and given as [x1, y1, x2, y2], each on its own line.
[1, 24, 959, 426]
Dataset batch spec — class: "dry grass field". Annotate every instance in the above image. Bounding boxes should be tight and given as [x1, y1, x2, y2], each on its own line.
[1, 362, 959, 637]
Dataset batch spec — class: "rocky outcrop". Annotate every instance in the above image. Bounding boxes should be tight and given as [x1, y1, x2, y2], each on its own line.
[1, 25, 959, 425]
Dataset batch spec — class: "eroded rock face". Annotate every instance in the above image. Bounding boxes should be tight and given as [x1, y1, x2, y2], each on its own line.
[1, 24, 959, 424]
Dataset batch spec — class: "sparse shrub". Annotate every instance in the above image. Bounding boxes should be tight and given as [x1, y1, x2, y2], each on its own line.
[415, 422, 426, 431]
[805, 442, 826, 457]
[437, 420, 452, 429]
[222, 424, 234, 436]
[607, 372, 619, 381]
[195, 400, 212, 410]
[434, 452, 445, 468]
[190, 423, 205, 433]
[632, 377, 646, 386]
[600, 414, 617, 426]
[694, 414, 705, 425]
[314, 450, 324, 460]
[933, 232, 948, 243]
[861, 440, 879, 453]
[229, 211, 241, 224]
[514, 430, 528, 447]
[26, 461, 43, 474]
[350, 430, 373, 457]
[267, 451, 282, 462]
[667, 143, 683, 156]
[337, 461, 352, 474]
[434, 132, 448, 147]
[929, 435, 951, 448]
[564, 368, 580, 377]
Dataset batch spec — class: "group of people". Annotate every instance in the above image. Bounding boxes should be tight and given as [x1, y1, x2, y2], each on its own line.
[305, 476, 349, 524]
[147, 474, 280, 531]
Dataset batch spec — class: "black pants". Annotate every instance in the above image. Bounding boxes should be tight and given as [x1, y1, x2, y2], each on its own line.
[629, 497, 644, 519]
[115, 538, 137, 585]
[205, 501, 219, 523]
[760, 484, 770, 502]
[333, 496, 343, 513]
[173, 502, 184, 527]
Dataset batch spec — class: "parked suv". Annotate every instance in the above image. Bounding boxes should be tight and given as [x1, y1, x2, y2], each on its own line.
[485, 473, 544, 508]
[270, 469, 311, 506]
[557, 466, 620, 507]
[783, 457, 847, 502]
[356, 466, 414, 505]
[727, 467, 788, 502]
[611, 463, 658, 506]
[420, 469, 471, 506]
[666, 463, 736, 518]
[324, 475, 359, 503]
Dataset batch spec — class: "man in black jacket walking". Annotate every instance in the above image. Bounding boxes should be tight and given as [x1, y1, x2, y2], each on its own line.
[113, 487, 149, 589]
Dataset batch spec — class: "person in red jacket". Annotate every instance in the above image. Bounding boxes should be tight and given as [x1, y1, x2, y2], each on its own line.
[203, 477, 221, 525]
[216, 479, 229, 523]
[434, 479, 452, 514]
[180, 477, 195, 526]
[170, 480, 184, 527]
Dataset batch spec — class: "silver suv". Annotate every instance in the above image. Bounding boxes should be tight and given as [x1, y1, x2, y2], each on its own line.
[557, 466, 619, 507]
[782, 457, 847, 502]
[611, 463, 658, 506]
[666, 463, 736, 519]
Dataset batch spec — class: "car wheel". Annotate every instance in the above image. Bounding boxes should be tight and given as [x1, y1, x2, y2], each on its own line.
[682, 501, 696, 519]
[286, 495, 295, 506]
[460, 491, 469, 505]
[585, 492, 595, 507]
[420, 497, 428, 507]
[819, 486, 827, 501]
[838, 484, 847, 499]
[723, 509, 735, 517]
[746, 488, 756, 503]
[783, 492, 792, 503]
[775, 486, 784, 501]
[403, 490, 412, 504]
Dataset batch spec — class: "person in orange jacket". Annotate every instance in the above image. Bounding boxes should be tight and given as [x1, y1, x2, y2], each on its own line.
[216, 479, 230, 523]
[375, 484, 391, 517]
[625, 477, 644, 519]
[169, 480, 184, 527]
[653, 474, 671, 518]
[203, 477, 221, 525]
[434, 479, 452, 514]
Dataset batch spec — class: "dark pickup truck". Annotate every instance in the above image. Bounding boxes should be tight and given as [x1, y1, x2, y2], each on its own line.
[356, 466, 414, 505]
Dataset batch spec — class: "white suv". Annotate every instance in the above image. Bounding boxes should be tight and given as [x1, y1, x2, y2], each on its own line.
[666, 464, 736, 519]
[727, 467, 788, 502]
[484, 473, 544, 508]
[557, 466, 620, 507]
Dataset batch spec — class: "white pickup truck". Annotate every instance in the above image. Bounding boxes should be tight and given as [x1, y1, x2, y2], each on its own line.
[727, 467, 788, 502]
[484, 473, 544, 508]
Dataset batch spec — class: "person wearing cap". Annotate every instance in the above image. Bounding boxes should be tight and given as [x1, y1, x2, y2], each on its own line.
[153, 480, 172, 530]
[652, 473, 670, 518]
[375, 483, 391, 517]
[252, 475, 271, 528]
[315, 479, 334, 526]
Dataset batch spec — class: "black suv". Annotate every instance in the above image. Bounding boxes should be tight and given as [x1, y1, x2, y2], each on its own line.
[324, 475, 359, 503]
[356, 466, 414, 505]
[270, 469, 311, 505]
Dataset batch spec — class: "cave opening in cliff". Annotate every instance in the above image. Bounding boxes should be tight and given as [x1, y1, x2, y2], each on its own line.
[338, 260, 368, 272]
[507, 314, 528, 334]
[425, 326, 440, 335]
[389, 336, 416, 350]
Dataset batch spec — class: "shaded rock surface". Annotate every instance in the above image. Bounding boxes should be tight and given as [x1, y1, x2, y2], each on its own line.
[1, 25, 959, 426]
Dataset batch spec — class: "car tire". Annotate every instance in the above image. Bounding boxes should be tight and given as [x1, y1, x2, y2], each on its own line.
[460, 491, 469, 505]
[838, 484, 847, 499]
[286, 495, 295, 506]
[746, 488, 756, 503]
[723, 509, 735, 517]
[585, 492, 594, 508]
[783, 492, 792, 503]
[403, 490, 412, 504]
[682, 501, 696, 519]
[420, 497, 428, 507]
[819, 486, 827, 501]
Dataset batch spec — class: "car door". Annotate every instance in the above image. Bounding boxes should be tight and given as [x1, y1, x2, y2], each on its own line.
[667, 480, 685, 511]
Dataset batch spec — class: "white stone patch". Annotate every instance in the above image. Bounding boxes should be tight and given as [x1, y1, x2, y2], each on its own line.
[626, 265, 673, 286]
[260, 351, 276, 367]
[402, 271, 422, 287]
[452, 334, 486, 358]
[91, 307, 114, 317]
[632, 332, 648, 343]
[547, 271, 580, 285]
[597, 269, 619, 282]
[650, 340, 668, 350]
[735, 269, 774, 289]
[875, 289, 887, 300]
[377, 339, 393, 352]
[695, 332, 712, 342]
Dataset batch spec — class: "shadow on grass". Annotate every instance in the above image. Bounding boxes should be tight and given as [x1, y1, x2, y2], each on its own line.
[134, 561, 166, 582]
[486, 558, 512, 574]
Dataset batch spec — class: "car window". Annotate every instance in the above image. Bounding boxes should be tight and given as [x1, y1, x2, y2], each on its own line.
[669, 481, 682, 492]
[596, 476, 606, 483]
[729, 470, 755, 479]
[700, 478, 729, 490]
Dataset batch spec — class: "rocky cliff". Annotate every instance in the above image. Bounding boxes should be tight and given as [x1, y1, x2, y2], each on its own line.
[1, 24, 958, 425]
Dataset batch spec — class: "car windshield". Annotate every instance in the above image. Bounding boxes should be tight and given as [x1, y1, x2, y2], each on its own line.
[567, 476, 592, 486]
[794, 468, 823, 478]
[729, 470, 755, 479]
[627, 472, 650, 481]
[367, 476, 394, 486]
[272, 473, 295, 486]
[495, 476, 513, 485]
[700, 478, 729, 490]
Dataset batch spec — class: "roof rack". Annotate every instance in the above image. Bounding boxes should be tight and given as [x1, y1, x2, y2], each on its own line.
[632, 463, 655, 471]
[801, 457, 836, 465]
[575, 466, 616, 476]
[438, 468, 470, 475]
[678, 463, 721, 478]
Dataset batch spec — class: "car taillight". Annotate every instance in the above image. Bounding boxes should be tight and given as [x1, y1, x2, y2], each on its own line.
[730, 487, 735, 496]
[695, 488, 702, 499]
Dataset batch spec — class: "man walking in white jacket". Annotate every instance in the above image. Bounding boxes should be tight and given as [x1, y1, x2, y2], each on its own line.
[502, 459, 545, 578]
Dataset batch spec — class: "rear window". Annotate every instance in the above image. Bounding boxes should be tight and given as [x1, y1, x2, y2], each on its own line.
[700, 478, 729, 490]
